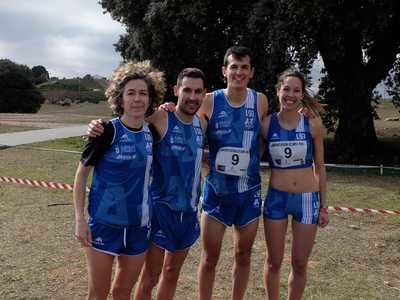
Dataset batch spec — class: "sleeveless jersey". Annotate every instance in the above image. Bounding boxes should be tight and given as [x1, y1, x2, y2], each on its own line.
[151, 112, 204, 212]
[88, 118, 153, 227]
[266, 113, 313, 169]
[206, 88, 261, 194]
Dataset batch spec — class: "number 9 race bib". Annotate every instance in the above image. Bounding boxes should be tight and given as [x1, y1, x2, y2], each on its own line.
[269, 141, 307, 167]
[215, 147, 250, 176]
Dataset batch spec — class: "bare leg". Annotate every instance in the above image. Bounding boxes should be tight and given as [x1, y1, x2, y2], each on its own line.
[111, 251, 146, 300]
[156, 249, 190, 300]
[287, 221, 317, 300]
[231, 219, 259, 300]
[134, 244, 165, 300]
[263, 218, 288, 300]
[85, 247, 114, 300]
[198, 214, 226, 300]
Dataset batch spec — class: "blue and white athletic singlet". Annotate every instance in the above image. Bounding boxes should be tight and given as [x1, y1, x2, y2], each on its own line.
[266, 113, 313, 169]
[88, 118, 153, 227]
[151, 112, 204, 212]
[206, 89, 261, 194]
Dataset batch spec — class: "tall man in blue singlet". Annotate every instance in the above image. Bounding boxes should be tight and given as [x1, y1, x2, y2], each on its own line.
[197, 46, 269, 300]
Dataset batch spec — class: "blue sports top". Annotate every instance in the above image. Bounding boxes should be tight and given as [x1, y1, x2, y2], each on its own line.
[151, 112, 204, 212]
[88, 118, 153, 227]
[266, 113, 314, 169]
[206, 88, 261, 194]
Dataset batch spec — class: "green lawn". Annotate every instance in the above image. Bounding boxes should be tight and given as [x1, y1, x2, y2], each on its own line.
[0, 137, 399, 299]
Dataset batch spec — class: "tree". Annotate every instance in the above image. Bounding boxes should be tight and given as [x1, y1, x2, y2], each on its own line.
[100, 0, 293, 99]
[32, 65, 50, 85]
[385, 55, 400, 111]
[0, 59, 45, 113]
[101, 0, 400, 162]
[254, 0, 400, 162]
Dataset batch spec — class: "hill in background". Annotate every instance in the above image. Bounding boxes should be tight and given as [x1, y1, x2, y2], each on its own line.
[38, 75, 109, 105]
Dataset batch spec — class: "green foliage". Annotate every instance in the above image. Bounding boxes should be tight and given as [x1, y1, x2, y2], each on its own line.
[100, 0, 295, 99]
[101, 0, 400, 162]
[32, 65, 49, 85]
[39, 75, 107, 92]
[39, 75, 107, 104]
[385, 56, 400, 112]
[0, 59, 45, 113]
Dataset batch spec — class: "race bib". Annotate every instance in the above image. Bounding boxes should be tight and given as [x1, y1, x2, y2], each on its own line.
[215, 147, 250, 176]
[269, 141, 307, 168]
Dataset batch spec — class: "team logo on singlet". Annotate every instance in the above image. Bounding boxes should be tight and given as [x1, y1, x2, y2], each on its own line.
[215, 110, 232, 135]
[170, 125, 185, 151]
[271, 133, 279, 140]
[296, 133, 306, 140]
[120, 133, 130, 142]
[217, 111, 227, 118]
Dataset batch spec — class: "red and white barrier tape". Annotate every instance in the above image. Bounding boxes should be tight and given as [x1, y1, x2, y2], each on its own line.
[328, 206, 400, 215]
[0, 176, 73, 191]
[1, 175, 399, 216]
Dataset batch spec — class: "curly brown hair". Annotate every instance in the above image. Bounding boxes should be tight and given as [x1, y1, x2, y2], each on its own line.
[106, 60, 165, 117]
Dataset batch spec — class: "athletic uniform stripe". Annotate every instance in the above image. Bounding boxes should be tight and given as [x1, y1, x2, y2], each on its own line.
[141, 124, 153, 227]
[141, 155, 152, 226]
[238, 90, 255, 193]
[301, 193, 306, 224]
[191, 148, 203, 209]
[296, 114, 304, 132]
[301, 192, 311, 224]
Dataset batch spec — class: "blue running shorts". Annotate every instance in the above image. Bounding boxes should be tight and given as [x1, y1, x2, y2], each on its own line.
[201, 182, 262, 227]
[263, 187, 320, 224]
[151, 202, 200, 252]
[88, 218, 151, 256]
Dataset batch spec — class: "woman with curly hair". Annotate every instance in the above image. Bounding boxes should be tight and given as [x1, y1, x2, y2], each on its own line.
[73, 60, 165, 299]
[262, 69, 328, 300]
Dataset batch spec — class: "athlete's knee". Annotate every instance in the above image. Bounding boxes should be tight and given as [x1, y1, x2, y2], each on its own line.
[202, 251, 220, 269]
[234, 247, 252, 266]
[162, 263, 182, 282]
[266, 255, 283, 273]
[291, 256, 308, 275]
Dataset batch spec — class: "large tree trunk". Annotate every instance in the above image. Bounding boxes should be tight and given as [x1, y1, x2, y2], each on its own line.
[333, 89, 377, 163]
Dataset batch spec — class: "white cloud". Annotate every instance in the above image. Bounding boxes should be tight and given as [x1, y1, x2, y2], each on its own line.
[0, 0, 125, 78]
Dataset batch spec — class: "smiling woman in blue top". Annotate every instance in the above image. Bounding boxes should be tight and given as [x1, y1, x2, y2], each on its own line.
[73, 60, 165, 300]
[262, 69, 329, 300]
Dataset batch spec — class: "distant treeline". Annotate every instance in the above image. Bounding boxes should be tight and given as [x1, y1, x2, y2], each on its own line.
[42, 90, 106, 104]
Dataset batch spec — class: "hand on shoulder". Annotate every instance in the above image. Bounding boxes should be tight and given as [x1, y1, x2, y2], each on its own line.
[87, 118, 105, 138]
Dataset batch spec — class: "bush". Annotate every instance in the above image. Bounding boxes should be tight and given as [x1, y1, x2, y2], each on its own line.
[0, 59, 45, 113]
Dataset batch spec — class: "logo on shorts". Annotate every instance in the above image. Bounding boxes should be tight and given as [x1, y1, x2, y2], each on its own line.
[92, 237, 104, 246]
[253, 190, 261, 208]
[253, 198, 260, 208]
[154, 229, 165, 239]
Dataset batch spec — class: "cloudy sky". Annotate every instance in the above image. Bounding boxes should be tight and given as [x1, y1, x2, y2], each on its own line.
[0, 1, 125, 79]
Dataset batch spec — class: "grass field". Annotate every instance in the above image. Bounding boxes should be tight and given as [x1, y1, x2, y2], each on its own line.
[0, 102, 399, 299]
